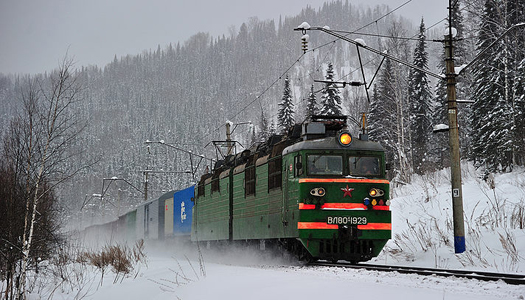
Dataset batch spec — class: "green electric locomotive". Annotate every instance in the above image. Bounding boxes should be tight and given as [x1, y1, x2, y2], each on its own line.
[192, 115, 391, 262]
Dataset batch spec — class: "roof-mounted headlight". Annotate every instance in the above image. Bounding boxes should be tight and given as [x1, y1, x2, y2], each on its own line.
[338, 131, 352, 146]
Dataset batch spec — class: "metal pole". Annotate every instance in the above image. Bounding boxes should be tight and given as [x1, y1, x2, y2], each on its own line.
[445, 2, 465, 253]
[143, 171, 149, 202]
[226, 122, 233, 155]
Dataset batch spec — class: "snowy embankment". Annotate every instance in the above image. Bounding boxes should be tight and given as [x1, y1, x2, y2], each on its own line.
[379, 162, 525, 274]
[29, 163, 525, 299]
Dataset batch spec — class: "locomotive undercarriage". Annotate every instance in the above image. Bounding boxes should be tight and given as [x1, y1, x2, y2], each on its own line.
[279, 233, 376, 264]
[301, 225, 377, 263]
[193, 233, 380, 264]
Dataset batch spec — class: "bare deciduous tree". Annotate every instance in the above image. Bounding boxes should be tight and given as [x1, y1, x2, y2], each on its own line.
[1, 58, 86, 300]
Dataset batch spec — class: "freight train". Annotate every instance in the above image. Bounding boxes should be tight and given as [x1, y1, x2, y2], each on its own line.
[82, 186, 195, 245]
[83, 115, 391, 263]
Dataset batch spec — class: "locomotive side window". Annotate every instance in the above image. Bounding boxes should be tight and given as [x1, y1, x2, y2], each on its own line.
[294, 154, 303, 177]
[268, 156, 282, 190]
[245, 165, 256, 196]
[349, 156, 380, 176]
[307, 155, 343, 176]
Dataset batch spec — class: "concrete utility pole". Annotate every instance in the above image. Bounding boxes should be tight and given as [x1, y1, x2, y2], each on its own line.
[444, 20, 465, 253]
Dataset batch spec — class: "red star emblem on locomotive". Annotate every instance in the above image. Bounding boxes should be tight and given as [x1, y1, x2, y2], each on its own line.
[341, 185, 354, 197]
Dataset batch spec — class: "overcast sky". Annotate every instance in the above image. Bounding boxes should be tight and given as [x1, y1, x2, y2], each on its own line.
[0, 0, 448, 75]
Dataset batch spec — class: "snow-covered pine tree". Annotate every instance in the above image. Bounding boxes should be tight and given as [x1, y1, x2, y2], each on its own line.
[319, 63, 342, 116]
[408, 18, 432, 174]
[278, 74, 295, 132]
[305, 84, 317, 120]
[471, 0, 523, 172]
[508, 0, 525, 166]
[514, 56, 525, 165]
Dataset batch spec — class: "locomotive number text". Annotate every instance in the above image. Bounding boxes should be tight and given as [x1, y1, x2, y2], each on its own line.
[327, 216, 368, 225]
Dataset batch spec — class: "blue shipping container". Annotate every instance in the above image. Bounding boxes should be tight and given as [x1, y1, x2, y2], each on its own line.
[173, 186, 195, 236]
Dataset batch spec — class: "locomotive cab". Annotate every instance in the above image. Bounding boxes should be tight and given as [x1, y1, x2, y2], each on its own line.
[282, 116, 391, 263]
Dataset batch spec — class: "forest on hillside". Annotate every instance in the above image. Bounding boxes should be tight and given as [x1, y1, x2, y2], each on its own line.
[1, 0, 524, 228]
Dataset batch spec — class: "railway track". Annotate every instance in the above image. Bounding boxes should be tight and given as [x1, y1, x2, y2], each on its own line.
[310, 262, 525, 285]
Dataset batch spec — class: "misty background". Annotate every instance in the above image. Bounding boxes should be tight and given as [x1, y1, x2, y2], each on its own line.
[4, 0, 520, 231]
[1, 0, 447, 74]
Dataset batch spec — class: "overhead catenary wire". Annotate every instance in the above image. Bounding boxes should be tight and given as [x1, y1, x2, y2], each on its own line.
[334, 15, 450, 83]
[203, 0, 454, 148]
[307, 0, 418, 78]
[220, 0, 421, 129]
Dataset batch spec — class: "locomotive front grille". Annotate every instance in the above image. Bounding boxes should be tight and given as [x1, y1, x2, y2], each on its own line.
[319, 239, 374, 257]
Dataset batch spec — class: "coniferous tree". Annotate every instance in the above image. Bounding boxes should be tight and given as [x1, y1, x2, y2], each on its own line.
[369, 59, 397, 168]
[369, 85, 386, 142]
[471, 0, 525, 172]
[514, 56, 525, 165]
[408, 18, 432, 174]
[320, 63, 342, 116]
[278, 74, 295, 132]
[508, 0, 525, 166]
[305, 84, 317, 120]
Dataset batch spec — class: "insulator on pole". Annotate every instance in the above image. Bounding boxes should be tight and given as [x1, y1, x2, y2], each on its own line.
[301, 34, 309, 53]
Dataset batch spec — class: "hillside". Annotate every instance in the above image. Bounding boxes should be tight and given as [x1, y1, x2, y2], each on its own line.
[1, 1, 421, 223]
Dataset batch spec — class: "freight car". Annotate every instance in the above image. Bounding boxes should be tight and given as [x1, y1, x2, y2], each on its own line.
[192, 115, 391, 263]
[83, 187, 195, 244]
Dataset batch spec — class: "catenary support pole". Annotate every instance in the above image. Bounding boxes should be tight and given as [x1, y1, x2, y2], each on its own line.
[445, 0, 465, 254]
[226, 122, 233, 156]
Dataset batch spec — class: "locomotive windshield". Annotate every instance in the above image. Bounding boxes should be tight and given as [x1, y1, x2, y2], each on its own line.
[307, 155, 343, 175]
[349, 156, 380, 176]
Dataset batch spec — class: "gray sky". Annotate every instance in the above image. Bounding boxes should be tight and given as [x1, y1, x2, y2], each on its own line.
[0, 0, 448, 75]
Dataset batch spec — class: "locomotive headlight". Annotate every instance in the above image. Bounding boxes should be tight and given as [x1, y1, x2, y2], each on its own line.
[338, 131, 352, 146]
[369, 188, 384, 197]
[310, 187, 326, 197]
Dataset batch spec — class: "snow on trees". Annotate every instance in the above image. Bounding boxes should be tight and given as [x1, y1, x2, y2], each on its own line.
[0, 58, 86, 299]
[305, 84, 317, 120]
[278, 74, 295, 132]
[408, 19, 433, 174]
[319, 63, 343, 116]
[471, 0, 525, 172]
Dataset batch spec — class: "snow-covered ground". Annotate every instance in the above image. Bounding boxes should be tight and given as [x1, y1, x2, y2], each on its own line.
[28, 163, 525, 299]
[384, 163, 525, 274]
[66, 255, 524, 300]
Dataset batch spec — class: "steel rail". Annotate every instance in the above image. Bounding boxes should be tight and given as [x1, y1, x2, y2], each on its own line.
[309, 262, 525, 285]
